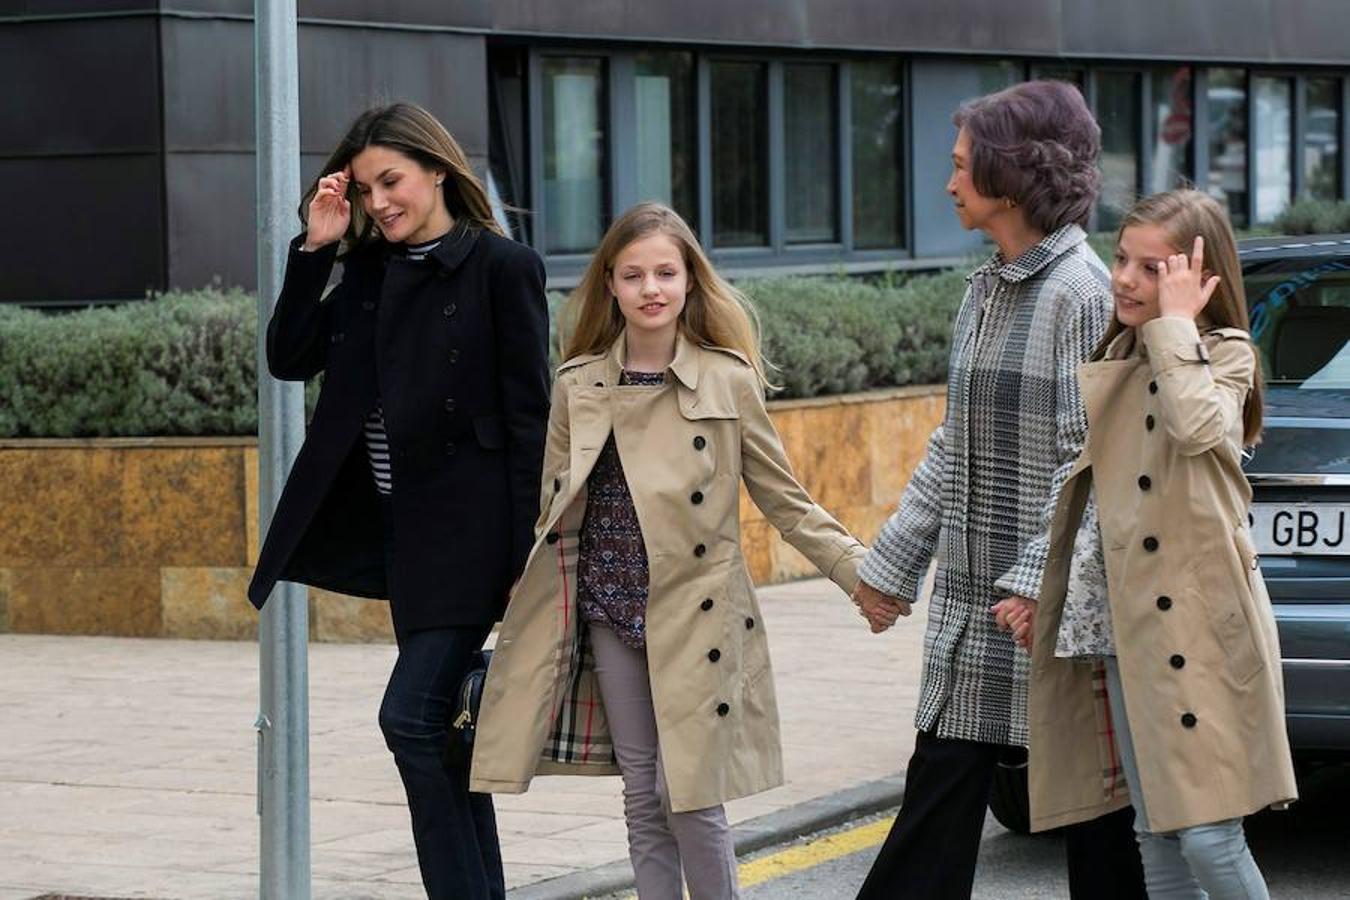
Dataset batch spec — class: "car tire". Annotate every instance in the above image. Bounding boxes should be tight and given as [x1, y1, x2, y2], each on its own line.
[990, 747, 1032, 834]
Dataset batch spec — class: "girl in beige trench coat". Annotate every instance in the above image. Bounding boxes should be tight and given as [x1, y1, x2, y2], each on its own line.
[469, 203, 865, 899]
[1001, 190, 1298, 899]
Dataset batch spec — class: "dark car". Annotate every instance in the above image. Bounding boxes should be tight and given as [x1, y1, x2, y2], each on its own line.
[989, 233, 1350, 834]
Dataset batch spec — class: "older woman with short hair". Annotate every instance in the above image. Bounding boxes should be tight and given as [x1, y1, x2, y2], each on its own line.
[853, 80, 1144, 899]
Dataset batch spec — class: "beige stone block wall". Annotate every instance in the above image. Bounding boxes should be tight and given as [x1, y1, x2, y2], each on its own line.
[0, 385, 944, 641]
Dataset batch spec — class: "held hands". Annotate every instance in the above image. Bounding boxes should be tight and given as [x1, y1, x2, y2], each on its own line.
[991, 596, 1037, 651]
[304, 167, 353, 250]
[1157, 235, 1221, 321]
[852, 581, 912, 634]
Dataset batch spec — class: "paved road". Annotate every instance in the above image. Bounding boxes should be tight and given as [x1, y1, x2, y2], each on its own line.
[738, 762, 1350, 899]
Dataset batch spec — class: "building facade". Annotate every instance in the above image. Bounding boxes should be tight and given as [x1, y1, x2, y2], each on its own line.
[3, 0, 1350, 303]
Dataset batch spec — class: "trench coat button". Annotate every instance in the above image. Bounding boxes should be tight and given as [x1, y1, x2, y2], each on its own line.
[716, 702, 730, 717]
[745, 616, 755, 629]
[448, 349, 460, 364]
[545, 531, 560, 545]
[444, 441, 457, 456]
[444, 398, 456, 413]
[361, 300, 376, 311]
[1143, 536, 1159, 552]
[1170, 654, 1186, 669]
[553, 477, 561, 492]
[700, 598, 714, 611]
[443, 302, 457, 317]
[691, 491, 704, 505]
[1157, 595, 1173, 611]
[694, 543, 707, 557]
[594, 381, 604, 388]
[1146, 414, 1156, 431]
[708, 649, 721, 662]
[1181, 712, 1198, 728]
[1138, 475, 1152, 491]
[330, 331, 345, 343]
[693, 436, 707, 450]
[1149, 380, 1158, 394]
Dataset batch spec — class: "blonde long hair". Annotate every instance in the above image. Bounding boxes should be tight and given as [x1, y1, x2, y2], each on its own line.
[563, 203, 772, 385]
[300, 102, 502, 247]
[1100, 189, 1264, 444]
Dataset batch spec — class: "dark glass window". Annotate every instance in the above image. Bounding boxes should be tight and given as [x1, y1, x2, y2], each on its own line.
[1149, 66, 1193, 193]
[635, 52, 698, 226]
[1305, 78, 1342, 201]
[1207, 68, 1248, 227]
[850, 59, 904, 250]
[711, 61, 769, 247]
[785, 64, 839, 244]
[1254, 76, 1293, 222]
[1097, 71, 1142, 231]
[542, 57, 606, 253]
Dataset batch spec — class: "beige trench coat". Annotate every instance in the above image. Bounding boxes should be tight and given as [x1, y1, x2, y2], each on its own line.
[1028, 316, 1297, 834]
[469, 333, 865, 812]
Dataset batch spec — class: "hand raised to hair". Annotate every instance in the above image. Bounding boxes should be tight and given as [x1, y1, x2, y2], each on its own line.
[304, 167, 352, 250]
[852, 581, 912, 634]
[1157, 235, 1221, 321]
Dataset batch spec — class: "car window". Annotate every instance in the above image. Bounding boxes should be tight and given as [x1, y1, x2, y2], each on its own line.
[1244, 257, 1350, 388]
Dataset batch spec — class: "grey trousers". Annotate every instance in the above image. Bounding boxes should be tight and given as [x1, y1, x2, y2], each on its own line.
[588, 624, 740, 899]
[1104, 657, 1270, 900]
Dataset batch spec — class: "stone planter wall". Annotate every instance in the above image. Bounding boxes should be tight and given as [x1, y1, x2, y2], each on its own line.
[0, 385, 944, 642]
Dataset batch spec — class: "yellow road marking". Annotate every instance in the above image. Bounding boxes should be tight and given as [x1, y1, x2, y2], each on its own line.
[611, 815, 894, 897]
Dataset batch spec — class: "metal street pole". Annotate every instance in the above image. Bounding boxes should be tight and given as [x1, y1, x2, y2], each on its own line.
[254, 1, 310, 897]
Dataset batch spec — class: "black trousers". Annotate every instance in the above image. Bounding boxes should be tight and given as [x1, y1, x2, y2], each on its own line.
[857, 730, 1146, 900]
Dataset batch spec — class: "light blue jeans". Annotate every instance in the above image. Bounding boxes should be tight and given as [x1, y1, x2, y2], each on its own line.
[1103, 657, 1270, 900]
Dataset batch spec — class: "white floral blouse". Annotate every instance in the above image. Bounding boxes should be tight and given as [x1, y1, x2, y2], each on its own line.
[1054, 486, 1116, 658]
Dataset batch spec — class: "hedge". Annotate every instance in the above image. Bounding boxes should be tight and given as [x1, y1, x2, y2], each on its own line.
[0, 271, 967, 438]
[1271, 198, 1350, 236]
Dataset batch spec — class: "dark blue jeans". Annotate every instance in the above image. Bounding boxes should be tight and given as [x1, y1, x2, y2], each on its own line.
[380, 624, 503, 900]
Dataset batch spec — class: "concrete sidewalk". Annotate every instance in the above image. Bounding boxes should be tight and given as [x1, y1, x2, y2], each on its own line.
[0, 578, 926, 900]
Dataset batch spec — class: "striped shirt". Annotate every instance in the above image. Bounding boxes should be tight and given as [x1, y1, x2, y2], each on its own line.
[362, 235, 443, 496]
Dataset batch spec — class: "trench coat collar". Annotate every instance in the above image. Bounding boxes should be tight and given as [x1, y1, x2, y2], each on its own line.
[600, 330, 702, 391]
[969, 223, 1086, 286]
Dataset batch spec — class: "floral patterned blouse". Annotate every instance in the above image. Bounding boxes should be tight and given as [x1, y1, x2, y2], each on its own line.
[1054, 486, 1116, 658]
[576, 369, 666, 649]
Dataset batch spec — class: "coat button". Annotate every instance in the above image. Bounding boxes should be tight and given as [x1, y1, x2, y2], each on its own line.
[545, 531, 560, 545]
[444, 398, 456, 412]
[443, 302, 457, 317]
[708, 649, 721, 662]
[1149, 380, 1158, 394]
[1146, 414, 1156, 431]
[448, 349, 460, 364]
[594, 381, 604, 388]
[1170, 654, 1186, 669]
[700, 598, 714, 611]
[716, 702, 730, 717]
[330, 331, 345, 343]
[1138, 475, 1152, 491]
[362, 300, 376, 311]
[553, 477, 561, 492]
[1143, 536, 1159, 552]
[745, 617, 755, 629]
[694, 543, 707, 557]
[1181, 712, 1198, 728]
[691, 491, 704, 505]
[693, 436, 706, 450]
[444, 441, 457, 456]
[1156, 595, 1173, 611]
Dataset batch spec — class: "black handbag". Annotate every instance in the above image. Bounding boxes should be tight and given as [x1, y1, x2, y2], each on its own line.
[450, 649, 493, 751]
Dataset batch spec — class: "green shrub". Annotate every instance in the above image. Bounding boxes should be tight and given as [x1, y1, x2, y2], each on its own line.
[0, 272, 970, 437]
[1271, 198, 1350, 236]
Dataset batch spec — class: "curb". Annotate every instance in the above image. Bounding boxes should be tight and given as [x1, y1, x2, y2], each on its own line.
[505, 774, 905, 900]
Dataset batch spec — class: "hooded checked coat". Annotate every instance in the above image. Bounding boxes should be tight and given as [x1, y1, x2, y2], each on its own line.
[469, 333, 866, 813]
[1028, 317, 1298, 834]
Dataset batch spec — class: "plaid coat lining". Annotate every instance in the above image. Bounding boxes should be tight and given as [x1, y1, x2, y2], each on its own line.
[859, 224, 1112, 746]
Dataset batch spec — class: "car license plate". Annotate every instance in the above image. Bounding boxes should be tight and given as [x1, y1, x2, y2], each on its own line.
[1249, 503, 1350, 555]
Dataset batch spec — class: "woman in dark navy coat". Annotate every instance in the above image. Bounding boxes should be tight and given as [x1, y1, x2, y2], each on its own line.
[247, 102, 549, 900]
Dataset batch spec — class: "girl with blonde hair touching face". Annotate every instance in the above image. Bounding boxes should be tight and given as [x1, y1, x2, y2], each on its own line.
[469, 202, 866, 899]
[1006, 188, 1297, 899]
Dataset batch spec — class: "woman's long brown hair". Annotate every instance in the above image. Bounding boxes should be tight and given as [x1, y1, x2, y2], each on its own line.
[1099, 188, 1264, 444]
[300, 102, 502, 247]
[563, 203, 772, 386]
